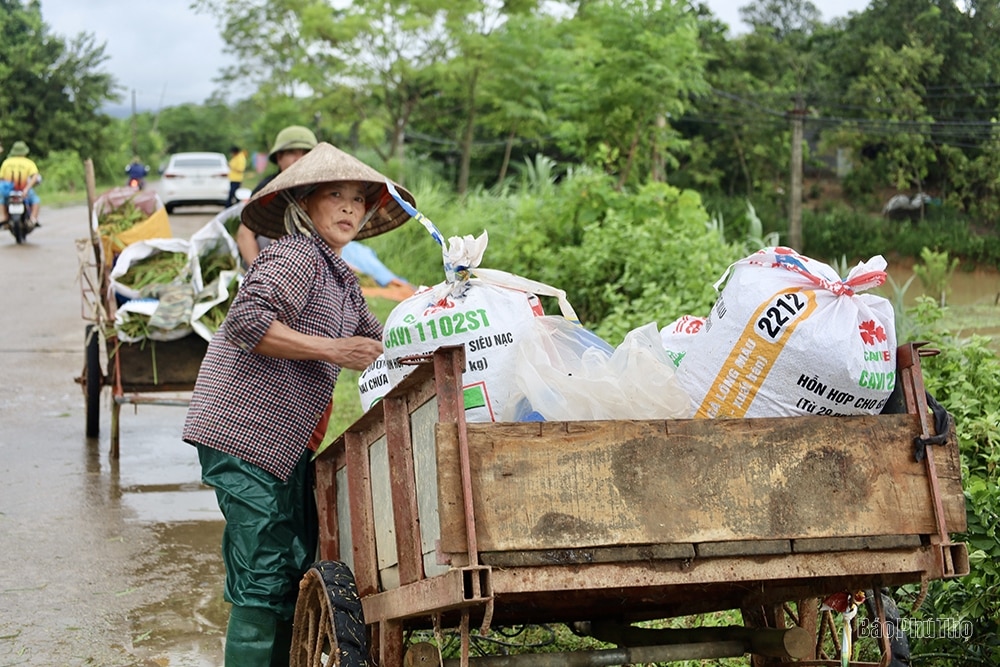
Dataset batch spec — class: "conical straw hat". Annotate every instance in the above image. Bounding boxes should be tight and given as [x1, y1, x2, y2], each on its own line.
[241, 142, 416, 240]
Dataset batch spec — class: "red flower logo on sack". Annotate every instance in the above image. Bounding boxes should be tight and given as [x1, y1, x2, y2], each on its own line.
[859, 320, 887, 345]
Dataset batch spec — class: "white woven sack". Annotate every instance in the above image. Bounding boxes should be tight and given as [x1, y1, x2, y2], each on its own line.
[361, 191, 580, 421]
[659, 314, 706, 368]
[190, 211, 241, 292]
[109, 237, 193, 301]
[370, 233, 575, 422]
[382, 276, 567, 422]
[357, 353, 413, 412]
[675, 247, 897, 419]
[190, 270, 242, 341]
[114, 297, 193, 342]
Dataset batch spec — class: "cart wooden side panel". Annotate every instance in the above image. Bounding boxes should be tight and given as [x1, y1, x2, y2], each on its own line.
[434, 414, 965, 555]
[111, 335, 208, 392]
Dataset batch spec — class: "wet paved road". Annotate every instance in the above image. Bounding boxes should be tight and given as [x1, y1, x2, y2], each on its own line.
[0, 199, 228, 666]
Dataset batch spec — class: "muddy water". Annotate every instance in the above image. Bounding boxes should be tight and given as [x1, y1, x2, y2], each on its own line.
[882, 263, 1000, 343]
[883, 263, 1000, 307]
[0, 202, 228, 666]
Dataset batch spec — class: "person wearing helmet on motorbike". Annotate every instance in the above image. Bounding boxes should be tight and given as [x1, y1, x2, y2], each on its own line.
[125, 156, 149, 189]
[236, 125, 318, 267]
[0, 141, 42, 227]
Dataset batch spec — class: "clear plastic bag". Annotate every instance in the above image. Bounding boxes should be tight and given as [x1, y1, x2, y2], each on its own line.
[502, 317, 691, 422]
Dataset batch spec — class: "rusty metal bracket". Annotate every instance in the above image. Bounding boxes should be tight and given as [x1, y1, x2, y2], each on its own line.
[896, 342, 959, 578]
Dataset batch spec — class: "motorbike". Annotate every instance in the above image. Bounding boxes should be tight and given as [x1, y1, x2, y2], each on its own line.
[127, 176, 145, 190]
[2, 188, 34, 244]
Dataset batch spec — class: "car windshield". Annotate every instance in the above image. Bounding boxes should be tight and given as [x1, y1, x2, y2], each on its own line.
[173, 158, 224, 169]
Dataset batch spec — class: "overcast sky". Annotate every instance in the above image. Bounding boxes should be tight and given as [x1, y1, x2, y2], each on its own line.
[40, 0, 872, 115]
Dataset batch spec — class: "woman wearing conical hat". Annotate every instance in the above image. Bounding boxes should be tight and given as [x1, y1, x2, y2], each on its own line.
[183, 142, 415, 666]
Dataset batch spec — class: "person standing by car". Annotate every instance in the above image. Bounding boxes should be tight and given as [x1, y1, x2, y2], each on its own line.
[226, 145, 247, 207]
[0, 141, 42, 227]
[182, 142, 416, 666]
[236, 125, 318, 267]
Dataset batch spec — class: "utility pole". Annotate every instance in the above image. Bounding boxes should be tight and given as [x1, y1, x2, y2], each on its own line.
[131, 89, 138, 157]
[788, 94, 805, 252]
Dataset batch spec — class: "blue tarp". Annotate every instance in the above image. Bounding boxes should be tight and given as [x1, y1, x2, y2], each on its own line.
[342, 242, 405, 287]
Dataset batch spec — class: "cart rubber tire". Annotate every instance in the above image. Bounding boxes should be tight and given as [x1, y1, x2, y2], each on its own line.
[85, 324, 101, 437]
[290, 560, 368, 667]
[865, 588, 910, 667]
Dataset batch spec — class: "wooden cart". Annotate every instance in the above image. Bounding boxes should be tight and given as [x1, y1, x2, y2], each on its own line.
[78, 159, 204, 457]
[295, 343, 969, 666]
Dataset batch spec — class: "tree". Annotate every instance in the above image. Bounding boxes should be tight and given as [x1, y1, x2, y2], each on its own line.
[737, 0, 824, 250]
[155, 103, 236, 154]
[549, 0, 708, 189]
[474, 13, 558, 186]
[0, 0, 117, 168]
[816, 0, 1000, 224]
[830, 38, 942, 192]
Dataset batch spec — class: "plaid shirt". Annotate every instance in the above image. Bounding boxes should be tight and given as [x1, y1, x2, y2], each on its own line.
[183, 234, 382, 481]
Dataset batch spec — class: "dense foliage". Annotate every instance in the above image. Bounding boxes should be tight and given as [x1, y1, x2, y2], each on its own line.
[0, 0, 117, 173]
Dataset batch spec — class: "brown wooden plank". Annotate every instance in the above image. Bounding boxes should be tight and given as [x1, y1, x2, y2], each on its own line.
[113, 334, 207, 389]
[383, 395, 424, 585]
[481, 543, 696, 567]
[793, 534, 922, 553]
[436, 415, 965, 554]
[697, 540, 791, 558]
[345, 430, 379, 597]
[314, 457, 340, 561]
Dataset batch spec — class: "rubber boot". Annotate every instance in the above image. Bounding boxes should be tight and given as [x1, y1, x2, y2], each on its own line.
[225, 605, 286, 667]
[273, 618, 293, 667]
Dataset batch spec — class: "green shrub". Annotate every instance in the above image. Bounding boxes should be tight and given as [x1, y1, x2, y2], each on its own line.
[37, 150, 86, 194]
[368, 165, 743, 343]
[897, 298, 1000, 665]
[801, 205, 889, 264]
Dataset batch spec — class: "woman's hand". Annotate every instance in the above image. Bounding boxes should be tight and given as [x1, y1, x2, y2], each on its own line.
[329, 336, 383, 371]
[252, 321, 382, 370]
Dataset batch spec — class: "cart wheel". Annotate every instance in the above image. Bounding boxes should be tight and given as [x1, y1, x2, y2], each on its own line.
[85, 324, 101, 437]
[290, 560, 368, 667]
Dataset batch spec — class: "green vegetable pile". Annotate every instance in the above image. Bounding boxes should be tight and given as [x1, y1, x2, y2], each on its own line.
[198, 275, 240, 334]
[118, 252, 189, 291]
[98, 198, 147, 236]
[199, 240, 238, 286]
[116, 311, 153, 341]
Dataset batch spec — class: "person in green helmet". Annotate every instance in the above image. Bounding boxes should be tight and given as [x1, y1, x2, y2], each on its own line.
[236, 125, 318, 267]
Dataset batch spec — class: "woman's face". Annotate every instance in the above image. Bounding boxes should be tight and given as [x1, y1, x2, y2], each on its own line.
[302, 181, 368, 253]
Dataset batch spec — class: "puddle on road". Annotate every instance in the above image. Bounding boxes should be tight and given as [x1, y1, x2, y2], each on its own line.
[89, 408, 229, 666]
[127, 521, 228, 666]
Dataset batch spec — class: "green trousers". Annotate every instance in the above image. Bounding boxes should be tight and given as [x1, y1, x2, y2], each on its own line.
[198, 445, 318, 666]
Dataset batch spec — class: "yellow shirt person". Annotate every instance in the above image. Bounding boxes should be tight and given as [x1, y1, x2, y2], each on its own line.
[227, 146, 247, 206]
